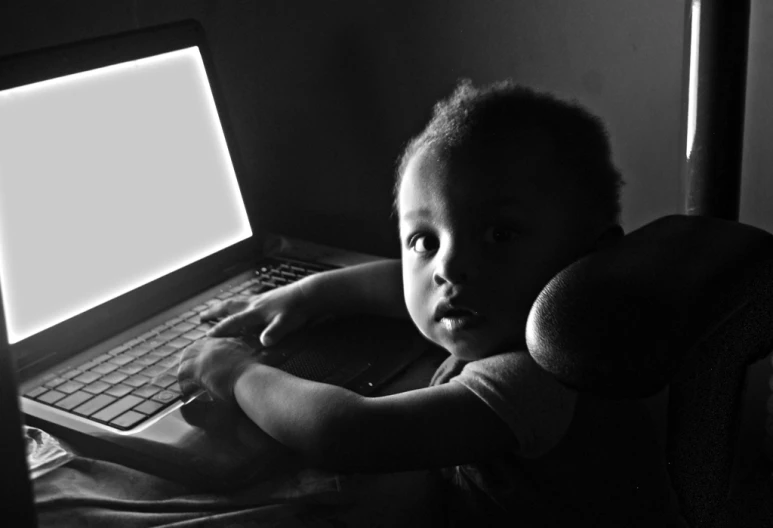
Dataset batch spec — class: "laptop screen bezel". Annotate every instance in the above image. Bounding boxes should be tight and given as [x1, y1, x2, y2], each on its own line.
[0, 20, 265, 376]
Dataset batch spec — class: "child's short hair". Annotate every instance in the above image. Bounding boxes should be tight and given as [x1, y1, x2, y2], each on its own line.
[393, 80, 625, 228]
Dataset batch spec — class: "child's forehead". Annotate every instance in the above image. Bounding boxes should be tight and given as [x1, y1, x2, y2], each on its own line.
[402, 143, 562, 205]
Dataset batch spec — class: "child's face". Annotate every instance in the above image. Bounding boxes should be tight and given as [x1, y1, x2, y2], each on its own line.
[398, 144, 597, 361]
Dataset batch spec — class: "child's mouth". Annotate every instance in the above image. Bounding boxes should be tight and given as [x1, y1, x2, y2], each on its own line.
[435, 305, 483, 332]
[439, 313, 483, 332]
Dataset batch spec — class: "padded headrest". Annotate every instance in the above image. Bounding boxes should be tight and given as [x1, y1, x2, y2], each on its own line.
[525, 214, 773, 399]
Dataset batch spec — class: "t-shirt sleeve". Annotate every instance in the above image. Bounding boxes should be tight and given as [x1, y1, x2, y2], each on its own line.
[450, 351, 577, 459]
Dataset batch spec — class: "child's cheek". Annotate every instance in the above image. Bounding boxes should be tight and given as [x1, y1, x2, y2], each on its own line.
[404, 282, 427, 336]
[402, 264, 436, 343]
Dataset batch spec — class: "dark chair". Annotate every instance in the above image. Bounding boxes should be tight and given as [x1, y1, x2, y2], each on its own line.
[526, 214, 773, 528]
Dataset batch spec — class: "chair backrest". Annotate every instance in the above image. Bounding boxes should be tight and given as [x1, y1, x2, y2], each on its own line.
[525, 214, 773, 528]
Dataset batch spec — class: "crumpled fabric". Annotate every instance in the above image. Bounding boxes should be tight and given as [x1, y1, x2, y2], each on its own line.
[25, 425, 75, 480]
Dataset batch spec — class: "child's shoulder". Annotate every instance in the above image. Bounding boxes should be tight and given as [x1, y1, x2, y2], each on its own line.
[446, 350, 578, 458]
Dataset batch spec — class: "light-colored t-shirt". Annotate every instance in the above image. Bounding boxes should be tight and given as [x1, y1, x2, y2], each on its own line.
[432, 351, 687, 527]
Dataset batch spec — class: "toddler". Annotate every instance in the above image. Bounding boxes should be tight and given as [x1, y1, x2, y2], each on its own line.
[178, 80, 685, 527]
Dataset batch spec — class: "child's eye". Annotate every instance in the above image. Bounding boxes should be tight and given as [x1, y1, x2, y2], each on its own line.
[484, 226, 517, 244]
[410, 234, 439, 254]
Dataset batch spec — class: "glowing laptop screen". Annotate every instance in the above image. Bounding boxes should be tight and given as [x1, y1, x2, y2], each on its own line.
[0, 46, 252, 344]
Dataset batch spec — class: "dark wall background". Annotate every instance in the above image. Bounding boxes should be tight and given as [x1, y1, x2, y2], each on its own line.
[2, 0, 770, 480]
[0, 0, 686, 259]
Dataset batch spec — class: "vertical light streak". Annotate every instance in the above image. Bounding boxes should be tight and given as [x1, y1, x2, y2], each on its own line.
[686, 0, 702, 159]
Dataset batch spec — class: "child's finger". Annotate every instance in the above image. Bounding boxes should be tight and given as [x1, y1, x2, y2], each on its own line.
[207, 309, 260, 337]
[201, 298, 249, 321]
[259, 315, 286, 347]
[200, 301, 230, 321]
[246, 283, 271, 296]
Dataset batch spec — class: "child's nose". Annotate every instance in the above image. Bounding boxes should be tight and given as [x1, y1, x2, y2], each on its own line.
[433, 240, 479, 286]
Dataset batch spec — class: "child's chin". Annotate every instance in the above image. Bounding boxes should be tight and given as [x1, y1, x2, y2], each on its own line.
[444, 335, 526, 362]
[445, 342, 493, 362]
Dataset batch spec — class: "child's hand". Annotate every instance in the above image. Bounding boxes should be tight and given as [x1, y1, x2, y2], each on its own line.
[177, 336, 257, 405]
[202, 281, 320, 346]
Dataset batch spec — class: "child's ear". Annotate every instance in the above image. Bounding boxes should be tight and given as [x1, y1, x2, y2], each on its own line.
[593, 224, 625, 252]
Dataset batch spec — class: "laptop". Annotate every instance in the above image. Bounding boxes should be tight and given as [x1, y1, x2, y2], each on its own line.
[0, 19, 427, 488]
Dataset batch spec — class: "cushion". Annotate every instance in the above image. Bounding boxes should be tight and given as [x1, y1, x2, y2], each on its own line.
[525, 214, 773, 398]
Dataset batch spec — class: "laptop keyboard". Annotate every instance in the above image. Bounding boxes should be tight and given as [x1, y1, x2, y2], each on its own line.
[23, 258, 334, 431]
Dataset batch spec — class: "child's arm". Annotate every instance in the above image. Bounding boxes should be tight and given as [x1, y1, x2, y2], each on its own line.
[208, 259, 407, 343]
[234, 362, 514, 473]
[302, 258, 408, 319]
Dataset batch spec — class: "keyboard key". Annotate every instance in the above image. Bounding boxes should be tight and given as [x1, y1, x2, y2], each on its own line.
[105, 384, 134, 398]
[117, 364, 144, 375]
[107, 344, 131, 356]
[144, 352, 166, 364]
[125, 337, 144, 348]
[78, 359, 100, 371]
[57, 380, 85, 394]
[92, 395, 143, 423]
[152, 374, 177, 389]
[149, 324, 168, 335]
[44, 377, 67, 389]
[126, 344, 154, 357]
[82, 381, 111, 395]
[182, 329, 206, 341]
[173, 322, 196, 332]
[78, 354, 111, 371]
[75, 394, 119, 417]
[141, 365, 167, 379]
[37, 372, 57, 384]
[38, 390, 66, 404]
[158, 329, 182, 342]
[101, 372, 129, 385]
[124, 374, 150, 388]
[132, 384, 161, 399]
[166, 315, 187, 326]
[134, 400, 164, 415]
[137, 329, 157, 341]
[151, 390, 178, 404]
[133, 356, 160, 367]
[110, 410, 145, 429]
[55, 391, 93, 411]
[180, 310, 197, 319]
[157, 356, 179, 369]
[166, 338, 192, 350]
[109, 354, 135, 366]
[74, 371, 101, 384]
[60, 369, 81, 379]
[91, 362, 119, 375]
[25, 386, 49, 399]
